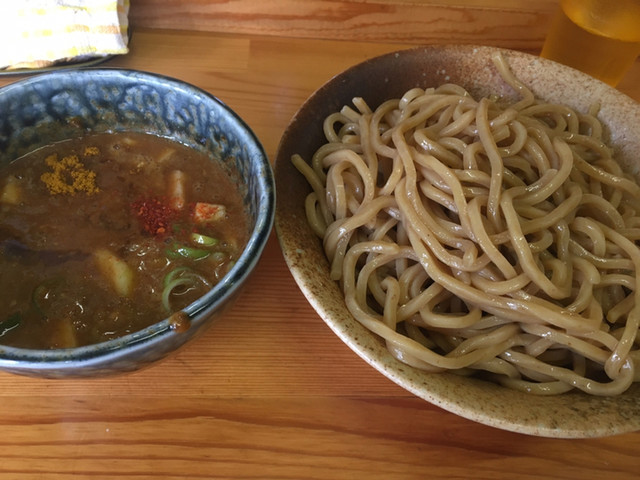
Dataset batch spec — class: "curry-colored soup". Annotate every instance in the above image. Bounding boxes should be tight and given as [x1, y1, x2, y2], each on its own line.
[0, 132, 249, 349]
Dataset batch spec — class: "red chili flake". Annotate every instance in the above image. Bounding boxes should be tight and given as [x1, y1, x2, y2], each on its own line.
[131, 197, 177, 237]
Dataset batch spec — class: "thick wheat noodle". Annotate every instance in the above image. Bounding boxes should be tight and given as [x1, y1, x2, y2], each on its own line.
[291, 52, 640, 396]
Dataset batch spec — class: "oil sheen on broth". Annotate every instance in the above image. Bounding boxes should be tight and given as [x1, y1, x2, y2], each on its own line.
[0, 132, 249, 349]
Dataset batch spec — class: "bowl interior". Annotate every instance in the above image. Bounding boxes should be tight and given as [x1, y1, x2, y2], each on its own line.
[274, 45, 640, 437]
[0, 69, 274, 375]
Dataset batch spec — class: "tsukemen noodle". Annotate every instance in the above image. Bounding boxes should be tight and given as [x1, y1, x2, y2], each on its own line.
[293, 53, 640, 396]
[0, 132, 249, 349]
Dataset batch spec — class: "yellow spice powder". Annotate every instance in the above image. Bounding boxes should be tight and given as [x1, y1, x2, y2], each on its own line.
[40, 152, 100, 195]
[83, 146, 100, 156]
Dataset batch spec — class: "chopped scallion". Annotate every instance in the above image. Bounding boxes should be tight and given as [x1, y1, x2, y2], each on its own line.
[163, 266, 193, 288]
[0, 313, 21, 336]
[191, 232, 219, 246]
[211, 251, 227, 263]
[166, 242, 211, 260]
[31, 278, 64, 317]
[161, 267, 212, 311]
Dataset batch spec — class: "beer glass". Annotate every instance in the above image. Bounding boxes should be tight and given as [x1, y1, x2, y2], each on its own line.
[540, 0, 640, 86]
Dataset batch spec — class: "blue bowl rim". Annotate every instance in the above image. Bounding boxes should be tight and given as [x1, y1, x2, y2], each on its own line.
[0, 68, 275, 369]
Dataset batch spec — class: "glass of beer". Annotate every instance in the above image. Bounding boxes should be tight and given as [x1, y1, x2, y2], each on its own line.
[540, 0, 640, 86]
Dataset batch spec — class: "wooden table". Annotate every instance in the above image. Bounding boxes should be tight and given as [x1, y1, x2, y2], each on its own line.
[1, 27, 639, 479]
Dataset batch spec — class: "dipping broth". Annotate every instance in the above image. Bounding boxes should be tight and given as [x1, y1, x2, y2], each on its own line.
[0, 132, 249, 349]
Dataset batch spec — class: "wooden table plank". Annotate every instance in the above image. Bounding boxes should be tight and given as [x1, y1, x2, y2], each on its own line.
[128, 0, 558, 50]
[0, 395, 638, 479]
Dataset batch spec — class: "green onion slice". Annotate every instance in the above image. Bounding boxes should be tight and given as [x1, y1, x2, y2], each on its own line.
[191, 232, 219, 246]
[166, 242, 211, 260]
[162, 268, 212, 311]
[0, 313, 21, 336]
[31, 278, 64, 317]
[163, 266, 193, 288]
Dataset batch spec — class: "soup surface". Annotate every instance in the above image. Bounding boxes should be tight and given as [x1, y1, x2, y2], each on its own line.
[0, 132, 249, 349]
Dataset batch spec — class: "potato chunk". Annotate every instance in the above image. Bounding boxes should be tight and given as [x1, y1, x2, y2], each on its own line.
[93, 249, 134, 297]
[0, 176, 21, 204]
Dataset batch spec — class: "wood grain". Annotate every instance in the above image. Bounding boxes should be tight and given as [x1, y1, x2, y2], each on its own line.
[0, 395, 639, 479]
[0, 24, 639, 479]
[128, 0, 559, 50]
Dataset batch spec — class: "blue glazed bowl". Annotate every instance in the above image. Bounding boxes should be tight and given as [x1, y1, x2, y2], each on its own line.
[0, 69, 275, 377]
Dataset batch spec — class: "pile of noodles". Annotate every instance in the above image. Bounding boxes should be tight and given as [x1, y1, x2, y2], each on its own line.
[292, 53, 640, 396]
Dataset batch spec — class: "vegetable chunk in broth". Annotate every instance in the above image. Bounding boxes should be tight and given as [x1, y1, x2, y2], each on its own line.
[0, 132, 249, 349]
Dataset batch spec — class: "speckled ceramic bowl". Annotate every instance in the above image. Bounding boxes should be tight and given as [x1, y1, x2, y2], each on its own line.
[0, 69, 274, 378]
[274, 45, 640, 437]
